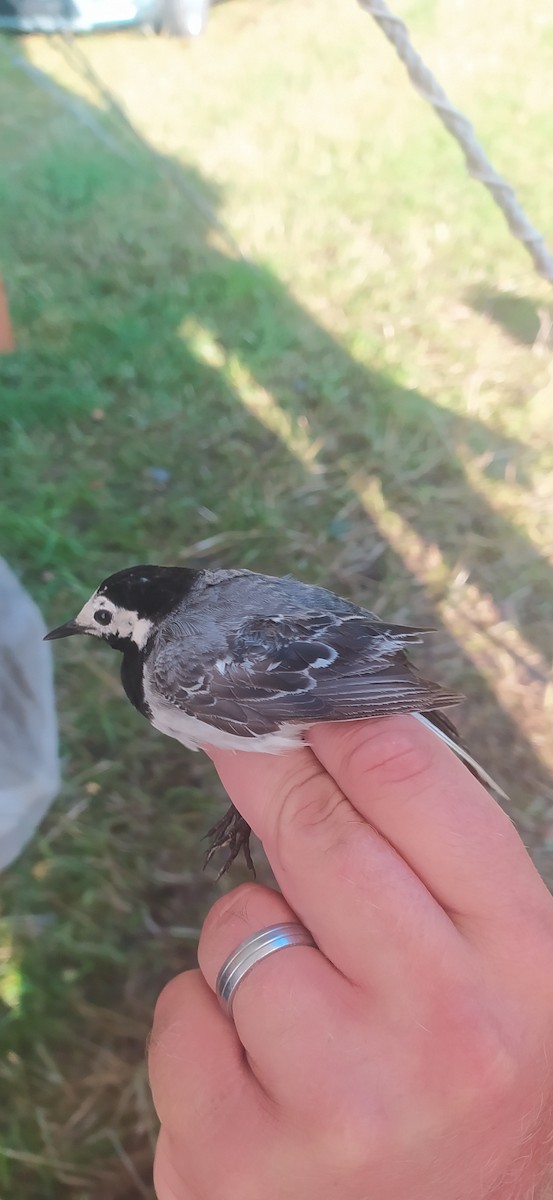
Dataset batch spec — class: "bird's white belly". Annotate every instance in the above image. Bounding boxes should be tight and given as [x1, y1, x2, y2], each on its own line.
[143, 694, 504, 798]
[148, 702, 306, 754]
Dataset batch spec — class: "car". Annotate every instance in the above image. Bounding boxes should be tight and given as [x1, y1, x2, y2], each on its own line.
[0, 0, 211, 36]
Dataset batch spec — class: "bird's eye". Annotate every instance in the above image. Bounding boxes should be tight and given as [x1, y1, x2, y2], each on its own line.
[94, 609, 112, 626]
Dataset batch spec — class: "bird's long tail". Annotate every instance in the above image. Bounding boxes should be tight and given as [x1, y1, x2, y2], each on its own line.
[413, 712, 509, 801]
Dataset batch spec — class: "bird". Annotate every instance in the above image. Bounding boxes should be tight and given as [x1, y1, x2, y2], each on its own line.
[45, 564, 506, 873]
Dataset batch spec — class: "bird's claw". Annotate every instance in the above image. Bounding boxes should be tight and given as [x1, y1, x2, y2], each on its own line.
[203, 806, 255, 878]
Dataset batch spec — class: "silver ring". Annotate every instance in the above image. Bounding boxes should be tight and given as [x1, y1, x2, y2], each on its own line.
[216, 922, 316, 1018]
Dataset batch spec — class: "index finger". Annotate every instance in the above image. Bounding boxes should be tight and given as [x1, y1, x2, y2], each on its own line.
[209, 717, 545, 937]
[307, 716, 547, 924]
[207, 732, 458, 991]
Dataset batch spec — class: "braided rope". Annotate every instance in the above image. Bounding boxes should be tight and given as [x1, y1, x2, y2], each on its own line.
[358, 0, 553, 285]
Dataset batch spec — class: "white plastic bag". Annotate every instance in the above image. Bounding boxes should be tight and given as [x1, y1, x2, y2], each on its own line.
[0, 559, 60, 869]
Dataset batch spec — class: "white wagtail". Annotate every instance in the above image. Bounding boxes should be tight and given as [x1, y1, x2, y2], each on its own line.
[45, 564, 506, 872]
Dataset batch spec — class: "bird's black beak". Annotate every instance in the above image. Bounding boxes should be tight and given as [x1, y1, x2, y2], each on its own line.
[44, 619, 83, 641]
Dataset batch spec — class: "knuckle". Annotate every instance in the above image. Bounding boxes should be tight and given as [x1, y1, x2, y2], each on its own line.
[465, 1031, 519, 1114]
[202, 882, 267, 940]
[342, 718, 436, 793]
[198, 883, 283, 975]
[272, 756, 351, 855]
[439, 988, 519, 1111]
[311, 1099, 383, 1176]
[322, 1120, 373, 1175]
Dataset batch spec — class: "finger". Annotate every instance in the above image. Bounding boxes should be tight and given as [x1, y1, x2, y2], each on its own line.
[197, 881, 362, 1110]
[154, 1129, 203, 1200]
[307, 716, 545, 924]
[153, 1121, 277, 1200]
[150, 972, 286, 1199]
[207, 742, 456, 989]
[149, 969, 262, 1137]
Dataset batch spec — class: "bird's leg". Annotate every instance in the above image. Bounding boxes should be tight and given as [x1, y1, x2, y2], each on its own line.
[203, 805, 255, 878]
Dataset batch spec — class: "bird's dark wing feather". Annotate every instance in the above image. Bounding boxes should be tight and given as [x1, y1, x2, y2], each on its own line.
[150, 611, 463, 739]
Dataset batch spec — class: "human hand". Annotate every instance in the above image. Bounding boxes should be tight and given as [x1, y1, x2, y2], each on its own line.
[149, 716, 553, 1200]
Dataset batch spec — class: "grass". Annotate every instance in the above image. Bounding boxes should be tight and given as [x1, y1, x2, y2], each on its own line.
[1, 0, 552, 1193]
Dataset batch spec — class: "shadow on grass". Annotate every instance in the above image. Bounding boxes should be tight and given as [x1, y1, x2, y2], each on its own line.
[0, 42, 552, 1200]
[465, 283, 552, 347]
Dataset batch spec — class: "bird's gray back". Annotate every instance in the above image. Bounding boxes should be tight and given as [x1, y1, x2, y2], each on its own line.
[149, 570, 373, 672]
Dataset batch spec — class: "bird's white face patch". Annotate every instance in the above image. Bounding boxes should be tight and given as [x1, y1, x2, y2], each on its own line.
[74, 594, 153, 649]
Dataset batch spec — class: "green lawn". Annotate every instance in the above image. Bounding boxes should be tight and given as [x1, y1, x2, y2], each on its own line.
[1, 1, 552, 1194]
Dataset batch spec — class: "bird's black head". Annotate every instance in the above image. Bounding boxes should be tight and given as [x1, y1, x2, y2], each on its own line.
[45, 565, 200, 650]
[94, 565, 199, 621]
